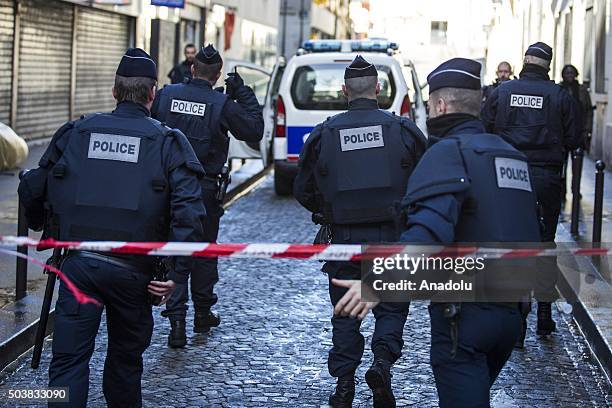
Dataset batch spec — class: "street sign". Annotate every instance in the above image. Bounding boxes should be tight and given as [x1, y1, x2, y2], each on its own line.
[151, 0, 185, 7]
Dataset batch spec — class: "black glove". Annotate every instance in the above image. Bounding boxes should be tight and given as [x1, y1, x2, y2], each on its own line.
[225, 72, 244, 99]
[214, 86, 225, 93]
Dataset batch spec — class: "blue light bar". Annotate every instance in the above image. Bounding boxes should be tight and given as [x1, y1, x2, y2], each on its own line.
[302, 40, 342, 52]
[350, 40, 399, 52]
[301, 39, 399, 54]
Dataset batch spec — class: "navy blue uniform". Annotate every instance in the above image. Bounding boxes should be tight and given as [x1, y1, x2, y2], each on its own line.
[168, 60, 193, 84]
[400, 118, 541, 407]
[18, 102, 206, 407]
[151, 78, 263, 320]
[294, 98, 426, 378]
[481, 65, 580, 301]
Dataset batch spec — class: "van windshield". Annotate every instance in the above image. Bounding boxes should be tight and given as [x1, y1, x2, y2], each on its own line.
[290, 63, 396, 110]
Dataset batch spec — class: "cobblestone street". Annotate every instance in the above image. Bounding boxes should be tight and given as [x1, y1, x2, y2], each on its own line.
[0, 177, 610, 407]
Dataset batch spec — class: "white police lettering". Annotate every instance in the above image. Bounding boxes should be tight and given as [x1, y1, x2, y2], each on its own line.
[495, 157, 532, 192]
[509, 94, 543, 109]
[88, 133, 140, 163]
[339, 125, 384, 152]
[170, 99, 206, 116]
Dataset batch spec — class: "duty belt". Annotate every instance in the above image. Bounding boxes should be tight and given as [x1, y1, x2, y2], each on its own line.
[67, 250, 150, 273]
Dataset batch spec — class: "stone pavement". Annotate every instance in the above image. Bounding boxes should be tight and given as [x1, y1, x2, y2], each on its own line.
[0, 177, 610, 407]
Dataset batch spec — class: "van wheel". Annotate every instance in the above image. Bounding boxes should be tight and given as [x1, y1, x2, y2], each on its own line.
[274, 171, 293, 196]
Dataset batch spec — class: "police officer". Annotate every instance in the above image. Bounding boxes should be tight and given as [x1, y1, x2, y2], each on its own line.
[152, 44, 264, 348]
[333, 58, 541, 408]
[168, 43, 196, 84]
[294, 55, 426, 407]
[481, 42, 580, 341]
[17, 48, 206, 407]
[481, 61, 514, 105]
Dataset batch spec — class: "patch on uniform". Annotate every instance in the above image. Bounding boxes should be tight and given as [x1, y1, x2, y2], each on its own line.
[339, 125, 384, 152]
[509, 94, 543, 109]
[170, 99, 206, 116]
[495, 157, 531, 192]
[88, 133, 140, 163]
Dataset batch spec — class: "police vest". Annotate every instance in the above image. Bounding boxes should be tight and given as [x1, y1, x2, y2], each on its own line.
[453, 133, 541, 242]
[403, 132, 541, 300]
[46, 113, 173, 242]
[315, 110, 415, 226]
[493, 79, 565, 163]
[155, 81, 227, 165]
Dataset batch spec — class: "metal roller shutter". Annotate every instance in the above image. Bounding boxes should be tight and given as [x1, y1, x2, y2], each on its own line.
[0, 0, 14, 125]
[75, 7, 131, 118]
[16, 0, 72, 140]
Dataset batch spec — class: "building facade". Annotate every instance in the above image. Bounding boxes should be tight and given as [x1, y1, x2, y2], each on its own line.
[0, 0, 283, 141]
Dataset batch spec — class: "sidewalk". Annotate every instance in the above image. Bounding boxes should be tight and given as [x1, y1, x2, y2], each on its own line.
[558, 153, 612, 382]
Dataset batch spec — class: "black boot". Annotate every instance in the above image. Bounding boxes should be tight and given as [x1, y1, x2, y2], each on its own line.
[537, 302, 557, 336]
[329, 375, 355, 407]
[515, 317, 527, 349]
[515, 300, 531, 349]
[168, 320, 187, 348]
[194, 309, 221, 333]
[365, 357, 395, 408]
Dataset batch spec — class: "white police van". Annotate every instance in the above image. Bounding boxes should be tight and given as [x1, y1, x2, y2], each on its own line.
[271, 39, 427, 195]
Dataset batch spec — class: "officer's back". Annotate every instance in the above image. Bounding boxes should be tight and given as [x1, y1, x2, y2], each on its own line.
[481, 42, 580, 339]
[17, 48, 206, 408]
[150, 43, 264, 349]
[294, 55, 426, 408]
[481, 42, 580, 165]
[152, 44, 264, 177]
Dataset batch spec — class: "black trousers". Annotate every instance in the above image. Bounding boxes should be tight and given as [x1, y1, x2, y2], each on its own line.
[164, 188, 222, 320]
[326, 261, 409, 378]
[530, 165, 562, 301]
[430, 303, 521, 408]
[49, 254, 153, 408]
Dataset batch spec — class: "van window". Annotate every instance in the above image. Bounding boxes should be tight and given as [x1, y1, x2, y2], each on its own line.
[290, 64, 395, 110]
[235, 66, 270, 105]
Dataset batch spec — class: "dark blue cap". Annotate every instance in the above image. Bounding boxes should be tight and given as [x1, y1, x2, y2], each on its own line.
[344, 55, 377, 79]
[427, 58, 482, 93]
[525, 42, 553, 62]
[196, 44, 222, 65]
[116, 48, 157, 80]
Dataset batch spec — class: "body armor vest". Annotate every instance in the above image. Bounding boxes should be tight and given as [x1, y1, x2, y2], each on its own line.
[315, 109, 415, 225]
[46, 113, 172, 242]
[155, 81, 227, 166]
[494, 79, 565, 163]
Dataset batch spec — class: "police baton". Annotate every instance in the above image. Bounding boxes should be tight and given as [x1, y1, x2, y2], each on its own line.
[31, 248, 62, 369]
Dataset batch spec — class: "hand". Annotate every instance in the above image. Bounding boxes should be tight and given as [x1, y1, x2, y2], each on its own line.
[147, 280, 176, 305]
[225, 72, 244, 98]
[331, 279, 379, 320]
[214, 86, 225, 93]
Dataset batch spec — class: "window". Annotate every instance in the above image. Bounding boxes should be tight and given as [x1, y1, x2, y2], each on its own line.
[290, 63, 396, 110]
[235, 66, 270, 105]
[431, 21, 448, 45]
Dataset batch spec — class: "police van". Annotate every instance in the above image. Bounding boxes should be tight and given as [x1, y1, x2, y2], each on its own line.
[271, 39, 427, 195]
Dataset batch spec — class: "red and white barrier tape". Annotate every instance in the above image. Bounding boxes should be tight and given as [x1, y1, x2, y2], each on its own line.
[1, 236, 610, 260]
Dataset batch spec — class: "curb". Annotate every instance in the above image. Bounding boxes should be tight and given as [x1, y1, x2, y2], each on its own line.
[556, 223, 612, 387]
[0, 309, 53, 373]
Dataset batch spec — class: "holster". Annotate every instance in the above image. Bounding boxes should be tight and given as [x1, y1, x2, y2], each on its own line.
[216, 166, 231, 202]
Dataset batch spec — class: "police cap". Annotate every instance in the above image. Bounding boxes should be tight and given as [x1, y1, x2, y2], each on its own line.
[525, 42, 553, 62]
[427, 57, 481, 93]
[196, 44, 222, 65]
[116, 48, 157, 79]
[344, 55, 377, 79]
